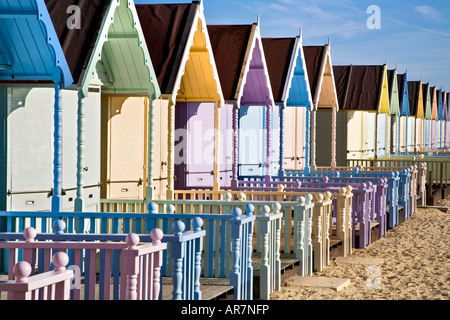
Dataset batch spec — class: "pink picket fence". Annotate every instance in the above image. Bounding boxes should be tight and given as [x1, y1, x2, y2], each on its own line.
[0, 252, 73, 300]
[0, 227, 168, 300]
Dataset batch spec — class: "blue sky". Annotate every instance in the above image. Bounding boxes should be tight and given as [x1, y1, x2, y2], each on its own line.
[135, 0, 450, 91]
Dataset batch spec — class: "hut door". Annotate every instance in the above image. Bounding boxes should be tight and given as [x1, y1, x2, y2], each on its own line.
[152, 99, 168, 199]
[220, 103, 233, 187]
[107, 97, 147, 200]
[175, 102, 216, 188]
[376, 113, 386, 158]
[270, 105, 280, 176]
[347, 111, 363, 159]
[239, 105, 266, 177]
[283, 107, 297, 170]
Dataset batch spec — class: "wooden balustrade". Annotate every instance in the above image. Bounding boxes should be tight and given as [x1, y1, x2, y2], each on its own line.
[0, 223, 204, 300]
[146, 205, 255, 300]
[0, 252, 73, 300]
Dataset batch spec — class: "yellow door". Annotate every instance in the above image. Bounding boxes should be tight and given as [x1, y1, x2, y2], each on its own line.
[107, 96, 147, 200]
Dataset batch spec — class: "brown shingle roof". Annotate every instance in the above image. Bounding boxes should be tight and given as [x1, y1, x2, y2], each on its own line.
[333, 65, 384, 111]
[261, 38, 296, 103]
[207, 25, 253, 101]
[45, 0, 111, 85]
[137, 2, 198, 94]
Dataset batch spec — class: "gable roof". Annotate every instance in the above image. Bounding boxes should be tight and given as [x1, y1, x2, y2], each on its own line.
[137, 1, 222, 104]
[407, 81, 423, 117]
[0, 0, 73, 87]
[437, 89, 443, 120]
[208, 24, 254, 101]
[303, 44, 338, 110]
[262, 37, 296, 103]
[422, 83, 432, 119]
[45, 0, 110, 86]
[443, 91, 448, 121]
[137, 2, 195, 95]
[387, 69, 400, 115]
[397, 73, 409, 116]
[431, 86, 438, 120]
[45, 0, 159, 98]
[303, 46, 325, 102]
[333, 65, 386, 111]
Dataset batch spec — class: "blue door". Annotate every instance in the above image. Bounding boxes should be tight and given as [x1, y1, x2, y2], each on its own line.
[238, 105, 266, 177]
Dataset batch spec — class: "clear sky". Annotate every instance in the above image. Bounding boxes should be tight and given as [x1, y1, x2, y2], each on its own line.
[135, 0, 450, 92]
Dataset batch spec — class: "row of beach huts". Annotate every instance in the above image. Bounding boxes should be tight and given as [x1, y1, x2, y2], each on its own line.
[0, 0, 449, 301]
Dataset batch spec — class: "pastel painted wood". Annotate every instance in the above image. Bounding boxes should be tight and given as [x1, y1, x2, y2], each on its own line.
[137, 1, 224, 199]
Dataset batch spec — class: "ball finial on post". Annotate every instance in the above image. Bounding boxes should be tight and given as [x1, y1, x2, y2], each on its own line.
[192, 217, 204, 231]
[172, 220, 185, 236]
[53, 219, 66, 234]
[126, 233, 140, 249]
[148, 202, 158, 214]
[232, 207, 242, 220]
[52, 252, 69, 272]
[23, 227, 37, 243]
[150, 228, 164, 245]
[13, 261, 32, 283]
[244, 204, 255, 216]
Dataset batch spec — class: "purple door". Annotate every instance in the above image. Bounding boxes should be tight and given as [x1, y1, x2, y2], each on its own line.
[175, 102, 216, 189]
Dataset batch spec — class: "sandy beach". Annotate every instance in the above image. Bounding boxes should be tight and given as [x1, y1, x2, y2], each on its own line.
[271, 199, 450, 300]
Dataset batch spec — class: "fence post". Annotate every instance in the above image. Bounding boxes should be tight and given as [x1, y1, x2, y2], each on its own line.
[52, 251, 71, 300]
[229, 207, 242, 300]
[192, 217, 204, 300]
[171, 221, 186, 300]
[124, 233, 140, 300]
[271, 202, 281, 293]
[259, 205, 271, 300]
[312, 193, 324, 272]
[11, 261, 32, 300]
[418, 162, 426, 206]
[22, 227, 37, 275]
[150, 228, 164, 300]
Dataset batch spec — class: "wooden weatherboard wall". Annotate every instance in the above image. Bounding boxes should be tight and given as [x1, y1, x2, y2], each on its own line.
[44, 0, 159, 213]
[137, 1, 224, 200]
[397, 72, 410, 154]
[333, 64, 389, 165]
[303, 41, 339, 169]
[387, 68, 400, 155]
[262, 30, 313, 175]
[0, 0, 73, 213]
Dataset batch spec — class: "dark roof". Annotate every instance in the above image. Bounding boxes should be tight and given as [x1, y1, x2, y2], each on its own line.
[136, 2, 198, 94]
[45, 0, 111, 85]
[397, 73, 406, 107]
[387, 69, 395, 98]
[207, 25, 253, 100]
[407, 81, 422, 116]
[261, 38, 296, 102]
[333, 65, 384, 111]
[303, 46, 325, 100]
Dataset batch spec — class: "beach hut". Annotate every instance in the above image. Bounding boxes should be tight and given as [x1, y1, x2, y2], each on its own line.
[262, 31, 313, 175]
[0, 0, 74, 213]
[397, 72, 410, 154]
[437, 89, 443, 149]
[422, 83, 432, 152]
[333, 64, 389, 165]
[303, 42, 339, 168]
[46, 0, 160, 210]
[137, 1, 224, 200]
[208, 20, 275, 182]
[443, 91, 449, 149]
[430, 86, 438, 150]
[387, 69, 400, 155]
[407, 81, 424, 154]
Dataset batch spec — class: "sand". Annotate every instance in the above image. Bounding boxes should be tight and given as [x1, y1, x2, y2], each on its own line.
[271, 199, 450, 300]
